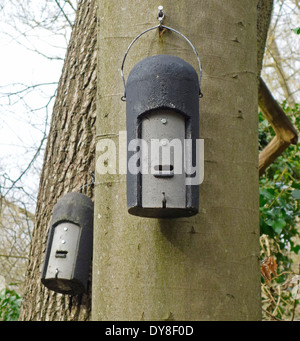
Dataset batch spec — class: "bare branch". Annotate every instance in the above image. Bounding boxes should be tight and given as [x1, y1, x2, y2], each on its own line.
[258, 77, 298, 176]
[262, 307, 283, 321]
[267, 38, 296, 106]
[3, 136, 47, 198]
[0, 195, 35, 221]
[0, 254, 28, 260]
[54, 0, 73, 28]
[65, 0, 77, 13]
[0, 82, 58, 98]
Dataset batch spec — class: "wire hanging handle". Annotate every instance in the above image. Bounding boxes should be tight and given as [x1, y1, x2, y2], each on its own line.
[120, 6, 203, 101]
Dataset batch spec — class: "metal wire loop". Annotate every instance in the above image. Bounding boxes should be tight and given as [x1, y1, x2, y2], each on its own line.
[120, 21, 203, 100]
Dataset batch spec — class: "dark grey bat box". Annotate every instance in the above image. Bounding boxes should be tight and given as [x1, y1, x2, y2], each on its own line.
[126, 54, 200, 218]
[41, 192, 93, 295]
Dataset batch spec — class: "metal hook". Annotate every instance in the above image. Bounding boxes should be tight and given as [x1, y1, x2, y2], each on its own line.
[158, 6, 165, 26]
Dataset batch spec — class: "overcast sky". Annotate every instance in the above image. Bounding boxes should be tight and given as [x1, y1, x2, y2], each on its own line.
[0, 3, 73, 210]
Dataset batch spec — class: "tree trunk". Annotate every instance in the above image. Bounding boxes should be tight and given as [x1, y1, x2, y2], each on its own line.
[257, 0, 273, 78]
[19, 0, 274, 321]
[93, 0, 260, 321]
[19, 0, 97, 321]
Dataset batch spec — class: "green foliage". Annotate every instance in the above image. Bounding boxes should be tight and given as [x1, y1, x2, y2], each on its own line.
[0, 288, 22, 321]
[259, 102, 300, 320]
[259, 102, 300, 265]
[291, 27, 300, 34]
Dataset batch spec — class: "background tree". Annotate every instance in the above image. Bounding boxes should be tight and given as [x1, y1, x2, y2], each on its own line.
[258, 0, 300, 321]
[0, 196, 34, 293]
[18, 0, 96, 320]
[262, 0, 300, 106]
[0, 0, 77, 296]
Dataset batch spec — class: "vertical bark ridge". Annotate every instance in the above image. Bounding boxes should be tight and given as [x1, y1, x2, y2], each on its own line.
[257, 0, 273, 78]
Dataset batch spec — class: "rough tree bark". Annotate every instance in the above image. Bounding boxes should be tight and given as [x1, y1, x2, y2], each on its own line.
[93, 0, 260, 321]
[257, 0, 273, 79]
[19, 0, 97, 321]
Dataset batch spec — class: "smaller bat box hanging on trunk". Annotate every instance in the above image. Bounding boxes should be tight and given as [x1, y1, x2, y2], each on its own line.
[41, 192, 93, 295]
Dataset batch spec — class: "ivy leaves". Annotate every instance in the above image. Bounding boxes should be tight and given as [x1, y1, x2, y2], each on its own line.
[0, 288, 22, 321]
[260, 102, 300, 320]
[291, 189, 300, 199]
[260, 184, 299, 237]
[291, 27, 300, 34]
[259, 102, 300, 264]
